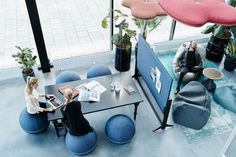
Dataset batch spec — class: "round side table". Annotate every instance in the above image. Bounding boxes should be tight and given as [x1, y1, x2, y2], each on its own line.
[202, 68, 223, 92]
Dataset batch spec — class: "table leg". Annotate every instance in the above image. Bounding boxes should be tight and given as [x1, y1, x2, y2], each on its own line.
[52, 120, 60, 137]
[202, 79, 216, 92]
[134, 102, 140, 121]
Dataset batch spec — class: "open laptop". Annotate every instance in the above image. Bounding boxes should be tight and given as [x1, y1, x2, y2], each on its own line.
[47, 96, 63, 109]
[221, 127, 236, 157]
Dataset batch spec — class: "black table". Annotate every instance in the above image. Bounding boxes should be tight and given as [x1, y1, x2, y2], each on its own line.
[45, 72, 143, 136]
[202, 68, 223, 92]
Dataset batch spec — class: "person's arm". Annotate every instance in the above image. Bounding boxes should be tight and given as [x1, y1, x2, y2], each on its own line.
[194, 53, 203, 68]
[28, 96, 53, 113]
[27, 96, 45, 113]
[38, 93, 54, 99]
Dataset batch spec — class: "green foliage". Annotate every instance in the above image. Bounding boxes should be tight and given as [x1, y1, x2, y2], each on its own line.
[132, 16, 165, 40]
[101, 9, 136, 50]
[201, 25, 233, 39]
[225, 39, 236, 61]
[12, 46, 37, 74]
[202, 0, 236, 39]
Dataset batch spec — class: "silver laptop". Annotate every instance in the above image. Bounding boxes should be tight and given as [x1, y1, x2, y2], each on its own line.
[47, 97, 63, 109]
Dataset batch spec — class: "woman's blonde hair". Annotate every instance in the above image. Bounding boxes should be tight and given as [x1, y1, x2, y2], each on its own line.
[25, 76, 38, 95]
[64, 88, 73, 100]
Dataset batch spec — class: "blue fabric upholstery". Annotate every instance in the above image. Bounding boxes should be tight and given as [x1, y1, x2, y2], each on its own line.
[65, 130, 97, 156]
[56, 71, 81, 84]
[172, 81, 211, 130]
[87, 64, 111, 78]
[105, 114, 135, 144]
[213, 85, 236, 113]
[19, 107, 49, 134]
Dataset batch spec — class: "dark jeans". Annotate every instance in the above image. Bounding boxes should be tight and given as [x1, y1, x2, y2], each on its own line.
[176, 67, 203, 90]
[39, 102, 47, 108]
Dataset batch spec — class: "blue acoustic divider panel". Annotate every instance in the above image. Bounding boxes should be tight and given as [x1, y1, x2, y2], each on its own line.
[137, 35, 173, 112]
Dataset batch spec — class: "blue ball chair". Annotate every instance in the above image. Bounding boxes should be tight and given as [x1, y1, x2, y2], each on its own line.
[87, 64, 111, 78]
[19, 107, 49, 134]
[56, 71, 81, 84]
[65, 130, 97, 156]
[105, 114, 135, 144]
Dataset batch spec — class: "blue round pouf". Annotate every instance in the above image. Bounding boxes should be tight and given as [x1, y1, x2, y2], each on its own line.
[87, 64, 111, 78]
[65, 130, 97, 156]
[56, 71, 81, 84]
[105, 114, 135, 144]
[19, 107, 49, 134]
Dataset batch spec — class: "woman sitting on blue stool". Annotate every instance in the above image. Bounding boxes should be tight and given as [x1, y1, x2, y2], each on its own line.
[61, 88, 93, 135]
[20, 77, 54, 134]
[25, 77, 54, 114]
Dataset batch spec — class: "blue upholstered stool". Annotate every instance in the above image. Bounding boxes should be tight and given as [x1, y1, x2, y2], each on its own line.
[19, 107, 49, 134]
[87, 64, 111, 78]
[105, 114, 135, 144]
[65, 130, 97, 156]
[56, 71, 81, 84]
[213, 85, 236, 113]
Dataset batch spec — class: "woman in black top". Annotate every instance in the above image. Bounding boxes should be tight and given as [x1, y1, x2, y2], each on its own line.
[61, 88, 93, 136]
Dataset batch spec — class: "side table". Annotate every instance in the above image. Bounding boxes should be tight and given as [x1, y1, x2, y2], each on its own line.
[202, 68, 223, 92]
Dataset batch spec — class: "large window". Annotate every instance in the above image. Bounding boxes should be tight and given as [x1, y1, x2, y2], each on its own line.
[0, 0, 210, 71]
[37, 0, 110, 60]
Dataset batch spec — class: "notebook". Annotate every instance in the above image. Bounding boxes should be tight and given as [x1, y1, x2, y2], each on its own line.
[58, 84, 79, 99]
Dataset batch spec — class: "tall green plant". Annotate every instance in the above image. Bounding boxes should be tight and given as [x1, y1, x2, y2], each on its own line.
[132, 16, 165, 40]
[102, 9, 136, 50]
[12, 46, 37, 74]
[225, 39, 236, 61]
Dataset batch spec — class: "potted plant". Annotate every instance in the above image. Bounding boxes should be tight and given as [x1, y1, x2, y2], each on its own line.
[201, 0, 236, 62]
[132, 16, 165, 41]
[132, 17, 165, 77]
[12, 46, 37, 82]
[224, 39, 236, 71]
[102, 9, 136, 71]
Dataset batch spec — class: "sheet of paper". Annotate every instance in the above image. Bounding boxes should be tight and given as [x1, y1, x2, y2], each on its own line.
[84, 80, 106, 94]
[78, 89, 90, 101]
[78, 89, 100, 102]
[155, 67, 161, 93]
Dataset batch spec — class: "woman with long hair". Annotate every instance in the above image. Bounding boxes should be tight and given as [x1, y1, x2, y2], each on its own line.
[62, 88, 93, 135]
[24, 77, 54, 114]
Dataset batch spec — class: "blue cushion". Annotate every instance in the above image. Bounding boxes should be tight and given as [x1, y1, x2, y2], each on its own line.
[105, 114, 135, 144]
[213, 85, 236, 113]
[19, 107, 49, 134]
[87, 64, 111, 78]
[56, 71, 81, 84]
[65, 130, 97, 156]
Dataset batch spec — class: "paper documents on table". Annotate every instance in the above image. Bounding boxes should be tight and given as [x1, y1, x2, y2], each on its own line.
[78, 89, 100, 102]
[76, 80, 106, 102]
[84, 80, 106, 94]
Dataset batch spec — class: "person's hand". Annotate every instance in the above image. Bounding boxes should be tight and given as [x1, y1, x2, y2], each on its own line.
[175, 67, 180, 73]
[45, 94, 54, 99]
[46, 107, 55, 113]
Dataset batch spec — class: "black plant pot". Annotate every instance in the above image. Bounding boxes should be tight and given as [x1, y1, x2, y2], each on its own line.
[224, 57, 236, 71]
[206, 35, 231, 62]
[115, 47, 131, 72]
[22, 69, 35, 82]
